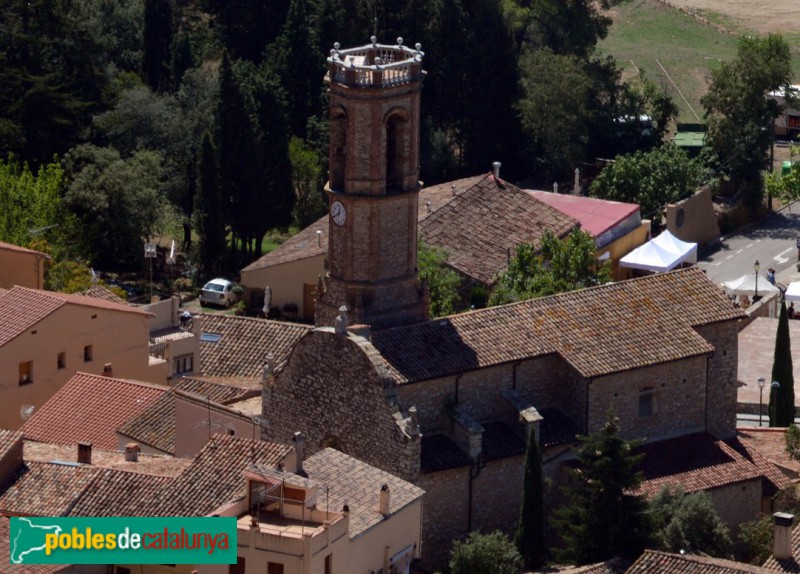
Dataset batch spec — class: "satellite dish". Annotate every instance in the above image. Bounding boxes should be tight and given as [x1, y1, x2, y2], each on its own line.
[20, 405, 35, 421]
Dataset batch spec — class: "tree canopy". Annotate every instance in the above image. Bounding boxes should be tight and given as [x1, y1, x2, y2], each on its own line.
[649, 486, 732, 557]
[449, 531, 524, 574]
[490, 229, 611, 305]
[770, 301, 796, 427]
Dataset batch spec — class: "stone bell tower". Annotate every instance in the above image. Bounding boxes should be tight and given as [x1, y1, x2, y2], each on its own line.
[315, 37, 429, 329]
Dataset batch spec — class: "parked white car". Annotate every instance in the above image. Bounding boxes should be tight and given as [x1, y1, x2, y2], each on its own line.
[199, 278, 241, 307]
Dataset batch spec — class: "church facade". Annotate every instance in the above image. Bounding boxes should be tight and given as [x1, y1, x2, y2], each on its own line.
[262, 38, 747, 564]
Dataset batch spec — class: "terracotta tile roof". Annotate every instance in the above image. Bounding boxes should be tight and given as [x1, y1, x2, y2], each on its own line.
[116, 391, 176, 454]
[371, 268, 745, 383]
[629, 549, 774, 573]
[0, 516, 70, 573]
[0, 240, 47, 256]
[76, 285, 129, 305]
[482, 421, 526, 461]
[175, 376, 260, 404]
[739, 428, 800, 478]
[420, 434, 472, 473]
[635, 433, 791, 499]
[240, 174, 479, 274]
[0, 461, 100, 516]
[242, 217, 328, 272]
[419, 173, 578, 284]
[0, 286, 150, 347]
[555, 557, 629, 573]
[0, 430, 22, 462]
[304, 447, 425, 538]
[539, 408, 581, 449]
[199, 314, 310, 378]
[23, 442, 190, 477]
[22, 372, 167, 451]
[68, 469, 172, 516]
[150, 434, 292, 516]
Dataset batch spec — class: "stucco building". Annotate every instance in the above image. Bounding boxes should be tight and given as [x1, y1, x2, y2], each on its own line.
[256, 37, 785, 565]
[0, 240, 47, 291]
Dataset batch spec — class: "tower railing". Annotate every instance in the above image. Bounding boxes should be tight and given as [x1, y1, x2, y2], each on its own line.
[327, 36, 425, 88]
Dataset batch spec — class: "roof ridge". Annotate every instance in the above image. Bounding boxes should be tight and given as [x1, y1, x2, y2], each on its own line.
[71, 371, 170, 392]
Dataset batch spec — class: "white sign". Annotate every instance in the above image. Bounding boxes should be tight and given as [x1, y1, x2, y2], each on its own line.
[144, 243, 157, 258]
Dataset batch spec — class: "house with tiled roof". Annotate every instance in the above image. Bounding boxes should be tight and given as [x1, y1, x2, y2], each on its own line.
[0, 286, 167, 430]
[0, 240, 48, 291]
[0, 430, 424, 574]
[21, 372, 167, 451]
[629, 549, 774, 573]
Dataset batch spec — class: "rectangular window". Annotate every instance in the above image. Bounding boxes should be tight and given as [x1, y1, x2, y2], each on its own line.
[57, 352, 66, 370]
[84, 345, 93, 363]
[174, 354, 194, 375]
[324, 554, 332, 574]
[18, 361, 33, 385]
[229, 557, 245, 574]
[268, 563, 285, 574]
[639, 389, 655, 417]
[116, 568, 131, 574]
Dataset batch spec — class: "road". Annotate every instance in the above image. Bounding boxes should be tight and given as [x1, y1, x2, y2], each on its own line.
[697, 202, 800, 285]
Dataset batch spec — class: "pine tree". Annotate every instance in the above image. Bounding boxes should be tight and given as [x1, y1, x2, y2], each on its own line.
[770, 301, 796, 427]
[194, 133, 226, 278]
[515, 425, 546, 569]
[552, 411, 651, 565]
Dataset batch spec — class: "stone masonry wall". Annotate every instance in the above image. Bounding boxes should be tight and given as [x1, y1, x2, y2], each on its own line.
[471, 455, 525, 535]
[589, 356, 709, 441]
[708, 479, 762, 537]
[415, 467, 470, 566]
[695, 321, 740, 439]
[264, 328, 418, 480]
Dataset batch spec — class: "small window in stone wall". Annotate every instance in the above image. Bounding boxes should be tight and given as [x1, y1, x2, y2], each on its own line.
[18, 361, 33, 385]
[639, 387, 656, 417]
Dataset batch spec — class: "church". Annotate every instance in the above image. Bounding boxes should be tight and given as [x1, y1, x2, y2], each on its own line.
[261, 37, 752, 564]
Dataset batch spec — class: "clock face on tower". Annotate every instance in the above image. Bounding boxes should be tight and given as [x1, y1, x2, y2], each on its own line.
[331, 200, 346, 226]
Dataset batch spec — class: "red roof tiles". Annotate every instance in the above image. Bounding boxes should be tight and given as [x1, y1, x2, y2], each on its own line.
[372, 268, 745, 383]
[419, 174, 578, 284]
[21, 372, 167, 451]
[629, 549, 774, 573]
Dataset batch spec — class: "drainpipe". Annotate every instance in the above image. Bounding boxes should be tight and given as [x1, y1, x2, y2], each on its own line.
[704, 352, 714, 432]
[467, 453, 486, 532]
[585, 378, 593, 433]
[454, 374, 462, 404]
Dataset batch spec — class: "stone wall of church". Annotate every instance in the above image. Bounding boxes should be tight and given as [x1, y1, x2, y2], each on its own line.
[588, 356, 709, 442]
[264, 329, 419, 481]
[708, 478, 762, 537]
[695, 321, 740, 438]
[470, 455, 525, 534]
[415, 466, 470, 565]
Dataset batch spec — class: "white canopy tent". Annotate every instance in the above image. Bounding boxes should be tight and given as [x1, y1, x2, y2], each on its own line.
[722, 274, 781, 297]
[619, 230, 698, 273]
[785, 281, 800, 302]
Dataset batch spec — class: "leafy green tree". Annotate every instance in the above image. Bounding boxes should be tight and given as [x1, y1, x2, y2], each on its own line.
[0, 157, 71, 251]
[649, 486, 731, 557]
[515, 426, 546, 569]
[514, 0, 613, 58]
[490, 229, 611, 305]
[770, 301, 795, 427]
[417, 241, 462, 317]
[194, 133, 226, 278]
[72, 0, 145, 73]
[702, 34, 794, 211]
[206, 0, 289, 62]
[62, 144, 166, 269]
[552, 411, 651, 564]
[44, 259, 94, 293]
[289, 137, 324, 228]
[449, 531, 523, 574]
[590, 144, 709, 225]
[786, 424, 800, 462]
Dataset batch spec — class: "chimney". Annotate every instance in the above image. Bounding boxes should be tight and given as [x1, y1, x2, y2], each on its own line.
[77, 442, 92, 464]
[451, 184, 456, 197]
[774, 512, 794, 560]
[379, 483, 391, 516]
[334, 305, 349, 335]
[426, 200, 431, 214]
[102, 363, 113, 377]
[316, 229, 322, 247]
[125, 442, 140, 462]
[262, 352, 275, 387]
[492, 161, 501, 180]
[293, 431, 305, 475]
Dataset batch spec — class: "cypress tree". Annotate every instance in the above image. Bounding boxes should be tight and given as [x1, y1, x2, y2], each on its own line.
[194, 133, 226, 278]
[515, 425, 545, 569]
[552, 410, 652, 565]
[142, 0, 173, 92]
[770, 301, 796, 427]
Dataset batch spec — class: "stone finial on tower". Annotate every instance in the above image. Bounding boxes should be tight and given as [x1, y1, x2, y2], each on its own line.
[335, 306, 349, 335]
[262, 352, 275, 386]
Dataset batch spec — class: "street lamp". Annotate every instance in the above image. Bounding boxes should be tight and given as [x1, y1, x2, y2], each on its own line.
[754, 260, 760, 300]
[758, 377, 766, 426]
[770, 380, 781, 427]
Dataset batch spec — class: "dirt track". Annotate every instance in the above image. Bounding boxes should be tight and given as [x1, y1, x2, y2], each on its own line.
[665, 0, 800, 33]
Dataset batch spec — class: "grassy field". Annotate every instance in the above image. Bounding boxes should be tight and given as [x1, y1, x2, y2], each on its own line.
[599, 0, 800, 124]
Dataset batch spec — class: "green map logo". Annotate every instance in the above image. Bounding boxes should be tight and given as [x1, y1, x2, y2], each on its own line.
[10, 517, 237, 565]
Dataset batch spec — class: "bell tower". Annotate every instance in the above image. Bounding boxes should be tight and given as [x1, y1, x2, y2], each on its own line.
[315, 37, 429, 329]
